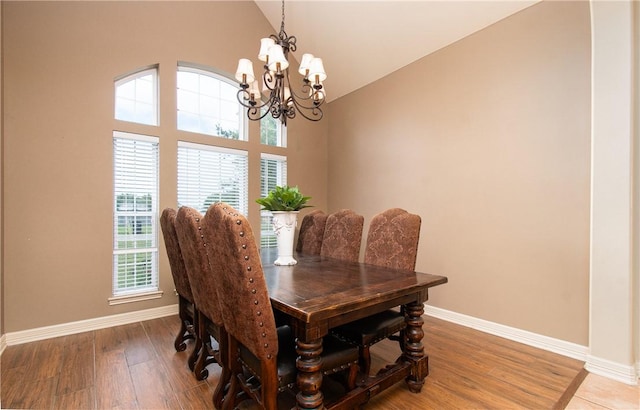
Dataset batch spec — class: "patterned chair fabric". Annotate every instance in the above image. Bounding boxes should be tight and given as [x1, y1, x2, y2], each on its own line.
[295, 209, 328, 255]
[332, 208, 422, 376]
[175, 206, 225, 386]
[204, 203, 278, 362]
[159, 208, 196, 354]
[364, 208, 421, 270]
[204, 203, 359, 409]
[320, 209, 364, 262]
[160, 208, 194, 304]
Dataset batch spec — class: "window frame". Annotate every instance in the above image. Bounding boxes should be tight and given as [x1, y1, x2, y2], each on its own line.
[110, 131, 162, 304]
[176, 64, 248, 141]
[114, 66, 159, 126]
[177, 141, 249, 216]
[260, 153, 288, 248]
[260, 109, 288, 147]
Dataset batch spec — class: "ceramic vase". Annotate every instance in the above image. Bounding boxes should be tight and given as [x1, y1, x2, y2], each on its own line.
[271, 211, 299, 265]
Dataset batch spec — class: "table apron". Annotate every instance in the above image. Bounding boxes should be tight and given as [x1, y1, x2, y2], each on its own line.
[285, 290, 429, 341]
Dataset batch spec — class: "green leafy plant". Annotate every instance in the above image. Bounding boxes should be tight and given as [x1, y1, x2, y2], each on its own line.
[256, 185, 312, 211]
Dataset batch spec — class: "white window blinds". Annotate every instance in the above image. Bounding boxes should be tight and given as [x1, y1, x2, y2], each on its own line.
[260, 153, 287, 248]
[177, 142, 249, 215]
[112, 132, 159, 295]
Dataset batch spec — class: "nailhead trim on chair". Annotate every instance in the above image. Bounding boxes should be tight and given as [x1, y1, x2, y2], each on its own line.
[221, 205, 275, 361]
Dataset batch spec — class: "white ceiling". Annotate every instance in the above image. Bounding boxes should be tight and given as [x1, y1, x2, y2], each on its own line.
[254, 0, 540, 102]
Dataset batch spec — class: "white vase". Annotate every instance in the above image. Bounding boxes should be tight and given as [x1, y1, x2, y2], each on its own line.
[271, 211, 299, 265]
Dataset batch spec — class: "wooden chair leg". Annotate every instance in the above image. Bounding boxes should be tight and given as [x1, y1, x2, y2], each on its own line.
[174, 296, 195, 352]
[221, 337, 242, 410]
[213, 328, 231, 409]
[347, 364, 358, 390]
[188, 309, 201, 371]
[359, 346, 372, 377]
[194, 314, 216, 380]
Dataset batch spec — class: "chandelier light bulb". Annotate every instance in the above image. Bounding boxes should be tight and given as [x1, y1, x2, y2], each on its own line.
[249, 80, 261, 102]
[298, 53, 314, 76]
[235, 58, 255, 84]
[307, 57, 327, 83]
[258, 38, 276, 62]
[267, 45, 289, 73]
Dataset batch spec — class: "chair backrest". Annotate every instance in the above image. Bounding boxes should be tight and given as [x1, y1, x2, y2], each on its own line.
[160, 208, 194, 304]
[364, 208, 421, 271]
[296, 209, 328, 255]
[320, 209, 364, 262]
[203, 202, 278, 361]
[174, 206, 223, 326]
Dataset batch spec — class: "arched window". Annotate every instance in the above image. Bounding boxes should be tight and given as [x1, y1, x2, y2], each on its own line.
[177, 65, 246, 140]
[115, 67, 159, 126]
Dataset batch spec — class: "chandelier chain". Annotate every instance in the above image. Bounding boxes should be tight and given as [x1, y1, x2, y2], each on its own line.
[280, 0, 285, 34]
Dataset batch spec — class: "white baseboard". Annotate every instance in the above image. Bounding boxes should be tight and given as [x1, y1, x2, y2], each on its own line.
[0, 334, 6, 355]
[3, 304, 178, 347]
[585, 354, 639, 385]
[424, 305, 589, 361]
[424, 305, 640, 386]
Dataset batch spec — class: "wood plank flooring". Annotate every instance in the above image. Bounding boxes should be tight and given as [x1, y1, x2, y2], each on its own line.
[1, 315, 586, 409]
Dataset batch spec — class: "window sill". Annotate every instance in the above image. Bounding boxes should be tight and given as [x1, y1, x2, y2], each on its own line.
[108, 290, 164, 306]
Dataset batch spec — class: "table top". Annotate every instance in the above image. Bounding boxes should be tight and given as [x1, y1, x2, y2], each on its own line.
[260, 248, 448, 336]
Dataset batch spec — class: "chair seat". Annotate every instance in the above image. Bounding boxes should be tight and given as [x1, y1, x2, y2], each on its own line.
[333, 309, 406, 347]
[239, 326, 359, 391]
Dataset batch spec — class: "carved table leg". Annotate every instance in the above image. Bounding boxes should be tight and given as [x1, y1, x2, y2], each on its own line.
[296, 338, 325, 409]
[403, 301, 428, 393]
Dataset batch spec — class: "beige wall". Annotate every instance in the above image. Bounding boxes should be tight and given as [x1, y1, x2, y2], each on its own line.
[327, 1, 591, 345]
[2, 1, 327, 332]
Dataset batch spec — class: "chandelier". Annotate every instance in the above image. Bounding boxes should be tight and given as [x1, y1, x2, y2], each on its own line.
[235, 0, 327, 125]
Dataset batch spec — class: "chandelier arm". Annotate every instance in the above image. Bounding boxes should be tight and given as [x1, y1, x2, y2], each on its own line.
[284, 70, 326, 111]
[288, 86, 325, 108]
[289, 97, 324, 122]
[236, 88, 267, 111]
[236, 88, 277, 121]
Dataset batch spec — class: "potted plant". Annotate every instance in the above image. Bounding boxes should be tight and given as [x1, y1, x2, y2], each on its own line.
[256, 185, 311, 265]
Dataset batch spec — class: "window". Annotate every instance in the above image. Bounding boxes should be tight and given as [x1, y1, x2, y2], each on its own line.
[177, 142, 249, 215]
[115, 67, 158, 126]
[261, 111, 287, 147]
[177, 66, 245, 140]
[260, 154, 287, 247]
[112, 132, 160, 301]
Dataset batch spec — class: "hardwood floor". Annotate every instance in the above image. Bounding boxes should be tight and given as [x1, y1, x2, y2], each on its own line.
[1, 315, 587, 409]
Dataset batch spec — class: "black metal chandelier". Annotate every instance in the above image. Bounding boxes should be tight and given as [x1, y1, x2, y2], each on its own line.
[235, 0, 327, 125]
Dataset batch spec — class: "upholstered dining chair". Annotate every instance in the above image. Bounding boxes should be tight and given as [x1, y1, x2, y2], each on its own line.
[295, 209, 328, 255]
[159, 208, 197, 363]
[175, 206, 229, 403]
[320, 209, 364, 262]
[332, 208, 422, 376]
[204, 203, 360, 410]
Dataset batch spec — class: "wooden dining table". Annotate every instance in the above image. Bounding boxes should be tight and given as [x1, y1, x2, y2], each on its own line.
[260, 248, 448, 409]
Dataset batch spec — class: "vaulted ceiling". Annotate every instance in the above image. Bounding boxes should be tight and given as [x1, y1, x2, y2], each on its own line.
[254, 0, 540, 102]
